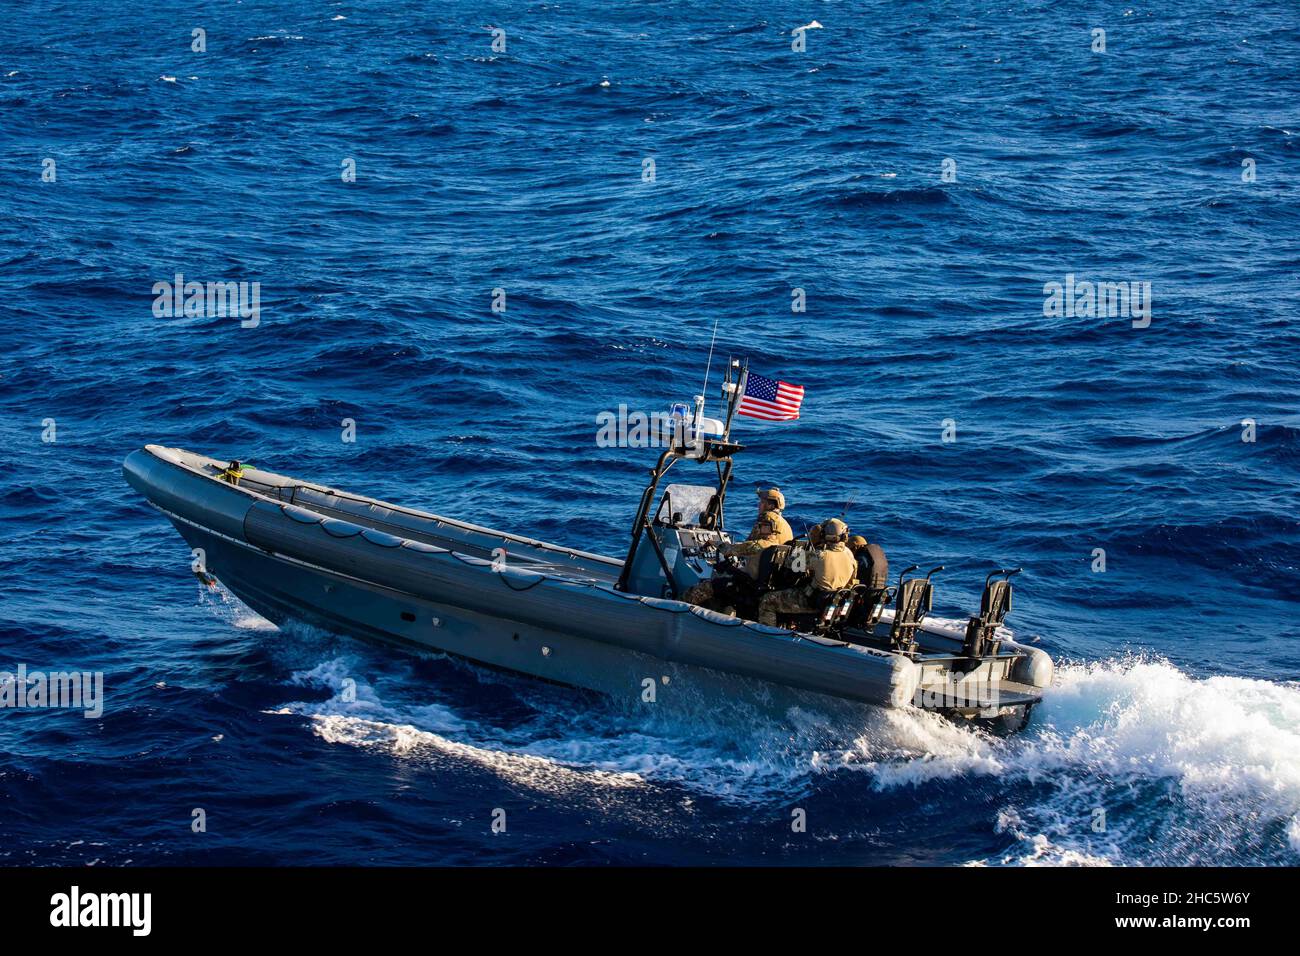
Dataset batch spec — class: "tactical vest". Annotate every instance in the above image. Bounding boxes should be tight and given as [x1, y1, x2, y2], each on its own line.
[764, 511, 794, 545]
[811, 544, 857, 591]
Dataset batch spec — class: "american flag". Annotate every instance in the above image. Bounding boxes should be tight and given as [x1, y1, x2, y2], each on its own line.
[736, 371, 805, 421]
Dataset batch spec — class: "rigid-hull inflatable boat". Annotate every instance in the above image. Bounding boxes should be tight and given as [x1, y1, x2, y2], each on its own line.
[123, 370, 1052, 731]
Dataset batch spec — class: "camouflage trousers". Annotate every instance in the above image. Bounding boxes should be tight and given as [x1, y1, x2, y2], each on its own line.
[757, 586, 817, 626]
[682, 577, 747, 615]
[681, 581, 717, 607]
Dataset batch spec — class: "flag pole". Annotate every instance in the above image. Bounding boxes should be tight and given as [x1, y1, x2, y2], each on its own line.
[714, 357, 746, 532]
[723, 358, 748, 441]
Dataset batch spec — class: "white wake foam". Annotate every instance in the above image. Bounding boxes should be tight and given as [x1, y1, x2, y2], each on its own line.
[271, 658, 645, 799]
[263, 640, 1299, 864]
[198, 584, 278, 631]
[934, 656, 1300, 865]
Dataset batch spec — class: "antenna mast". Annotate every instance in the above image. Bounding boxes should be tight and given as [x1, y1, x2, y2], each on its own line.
[699, 313, 722, 416]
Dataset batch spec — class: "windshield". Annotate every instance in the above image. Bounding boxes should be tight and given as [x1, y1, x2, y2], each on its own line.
[654, 483, 719, 528]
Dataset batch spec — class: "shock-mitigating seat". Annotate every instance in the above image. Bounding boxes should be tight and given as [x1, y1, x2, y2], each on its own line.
[889, 565, 942, 654]
[962, 568, 1020, 658]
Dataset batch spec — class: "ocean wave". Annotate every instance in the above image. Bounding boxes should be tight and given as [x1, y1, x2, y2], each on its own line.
[818, 184, 958, 212]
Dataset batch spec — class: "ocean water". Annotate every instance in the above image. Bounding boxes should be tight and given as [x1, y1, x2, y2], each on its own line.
[1, 0, 1298, 866]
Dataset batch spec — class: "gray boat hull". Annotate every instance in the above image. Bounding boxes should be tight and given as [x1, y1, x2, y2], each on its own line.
[124, 445, 1052, 716]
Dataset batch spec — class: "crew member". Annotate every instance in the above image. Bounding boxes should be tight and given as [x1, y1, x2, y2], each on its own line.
[682, 515, 784, 609]
[751, 487, 794, 545]
[758, 517, 857, 625]
[721, 489, 795, 578]
[847, 534, 889, 591]
[682, 487, 794, 610]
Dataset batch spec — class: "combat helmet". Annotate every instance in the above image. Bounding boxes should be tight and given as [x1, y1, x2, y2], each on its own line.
[821, 517, 848, 543]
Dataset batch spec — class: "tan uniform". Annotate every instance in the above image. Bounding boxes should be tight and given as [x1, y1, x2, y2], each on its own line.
[682, 496, 792, 610]
[746, 510, 793, 546]
[682, 521, 783, 609]
[757, 542, 857, 625]
[810, 542, 857, 591]
[726, 512, 786, 568]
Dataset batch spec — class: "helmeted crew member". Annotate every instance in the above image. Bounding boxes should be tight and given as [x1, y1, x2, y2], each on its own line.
[681, 488, 794, 611]
[750, 487, 794, 546]
[719, 488, 794, 578]
[757, 517, 857, 625]
[682, 515, 784, 609]
[847, 534, 889, 591]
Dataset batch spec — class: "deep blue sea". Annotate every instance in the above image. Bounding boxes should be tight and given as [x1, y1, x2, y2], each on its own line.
[1, 1, 1298, 866]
